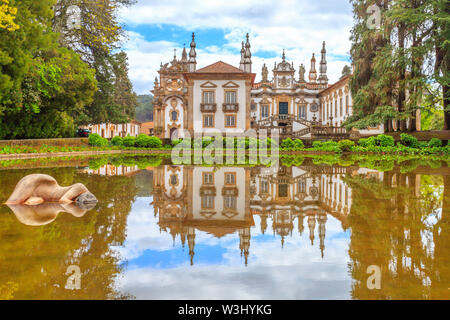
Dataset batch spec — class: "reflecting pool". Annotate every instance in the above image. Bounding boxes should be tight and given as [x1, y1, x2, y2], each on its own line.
[0, 156, 448, 300]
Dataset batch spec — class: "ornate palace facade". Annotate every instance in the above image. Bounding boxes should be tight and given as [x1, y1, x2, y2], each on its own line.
[152, 33, 384, 139]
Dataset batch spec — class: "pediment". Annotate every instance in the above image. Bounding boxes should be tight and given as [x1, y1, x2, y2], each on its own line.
[200, 81, 218, 88]
[222, 81, 240, 88]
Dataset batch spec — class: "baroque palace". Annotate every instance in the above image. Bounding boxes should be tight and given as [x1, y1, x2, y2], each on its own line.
[152, 33, 384, 140]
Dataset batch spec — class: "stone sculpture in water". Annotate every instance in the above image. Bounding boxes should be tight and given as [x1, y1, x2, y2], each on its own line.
[6, 174, 98, 206]
[5, 174, 98, 226]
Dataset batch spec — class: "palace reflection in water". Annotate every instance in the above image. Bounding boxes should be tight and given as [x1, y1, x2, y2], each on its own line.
[151, 164, 383, 266]
[0, 158, 448, 300]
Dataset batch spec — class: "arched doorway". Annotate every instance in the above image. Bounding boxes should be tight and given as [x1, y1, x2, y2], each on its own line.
[170, 127, 179, 140]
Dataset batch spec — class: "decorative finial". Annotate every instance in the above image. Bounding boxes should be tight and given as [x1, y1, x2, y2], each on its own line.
[282, 49, 286, 61]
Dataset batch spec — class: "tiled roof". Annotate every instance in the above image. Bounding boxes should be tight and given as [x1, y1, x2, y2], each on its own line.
[196, 61, 244, 73]
[141, 121, 154, 135]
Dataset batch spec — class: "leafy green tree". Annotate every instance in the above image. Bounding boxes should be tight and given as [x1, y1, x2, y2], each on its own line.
[347, 0, 449, 132]
[53, 0, 138, 126]
[0, 0, 97, 139]
[136, 94, 154, 123]
[341, 65, 352, 78]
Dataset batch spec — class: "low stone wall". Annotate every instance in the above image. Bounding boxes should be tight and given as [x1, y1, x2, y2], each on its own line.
[382, 131, 450, 142]
[0, 138, 89, 148]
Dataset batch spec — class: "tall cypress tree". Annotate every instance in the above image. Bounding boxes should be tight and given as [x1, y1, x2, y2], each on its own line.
[347, 0, 449, 132]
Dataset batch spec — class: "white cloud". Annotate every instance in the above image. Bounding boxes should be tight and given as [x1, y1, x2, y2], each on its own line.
[119, 0, 353, 94]
[113, 196, 352, 299]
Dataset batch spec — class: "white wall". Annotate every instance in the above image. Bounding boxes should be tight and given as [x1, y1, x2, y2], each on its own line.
[193, 80, 247, 135]
[192, 167, 246, 220]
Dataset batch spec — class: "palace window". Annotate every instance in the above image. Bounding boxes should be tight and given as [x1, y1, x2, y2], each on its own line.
[171, 111, 178, 121]
[170, 174, 178, 186]
[346, 96, 349, 114]
[225, 115, 236, 128]
[225, 172, 236, 185]
[344, 187, 348, 206]
[203, 91, 215, 104]
[261, 105, 269, 118]
[298, 179, 306, 194]
[278, 184, 288, 198]
[203, 114, 214, 128]
[201, 195, 215, 209]
[203, 172, 214, 185]
[299, 104, 307, 119]
[340, 97, 343, 117]
[334, 100, 338, 118]
[279, 102, 289, 115]
[225, 91, 237, 104]
[224, 196, 237, 210]
[261, 180, 269, 194]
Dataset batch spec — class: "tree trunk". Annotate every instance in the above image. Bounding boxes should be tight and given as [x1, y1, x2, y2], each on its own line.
[444, 84, 450, 130]
[409, 113, 417, 132]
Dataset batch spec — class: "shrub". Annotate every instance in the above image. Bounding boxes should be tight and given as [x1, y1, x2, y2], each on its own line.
[236, 138, 247, 149]
[293, 139, 305, 150]
[111, 136, 123, 147]
[281, 138, 295, 150]
[312, 140, 340, 152]
[312, 141, 323, 149]
[358, 138, 368, 147]
[338, 140, 355, 152]
[147, 136, 163, 149]
[375, 134, 394, 147]
[202, 137, 213, 148]
[172, 139, 182, 147]
[193, 138, 203, 149]
[135, 134, 152, 148]
[123, 135, 136, 147]
[400, 133, 419, 148]
[177, 139, 192, 149]
[88, 133, 108, 147]
[419, 141, 429, 149]
[248, 137, 259, 150]
[321, 140, 340, 152]
[266, 138, 277, 149]
[223, 137, 236, 149]
[428, 138, 442, 148]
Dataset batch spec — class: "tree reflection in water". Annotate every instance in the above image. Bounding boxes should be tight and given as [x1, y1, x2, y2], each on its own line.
[0, 167, 136, 300]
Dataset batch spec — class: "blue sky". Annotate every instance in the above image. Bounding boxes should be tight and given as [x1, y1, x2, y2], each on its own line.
[119, 0, 354, 94]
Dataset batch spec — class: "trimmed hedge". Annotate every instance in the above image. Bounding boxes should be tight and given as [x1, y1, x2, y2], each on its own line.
[123, 135, 136, 147]
[428, 138, 442, 148]
[88, 134, 108, 147]
[338, 140, 355, 152]
[111, 136, 123, 147]
[400, 133, 419, 148]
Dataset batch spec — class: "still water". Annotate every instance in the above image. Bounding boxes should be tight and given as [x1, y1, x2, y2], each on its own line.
[0, 156, 448, 300]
